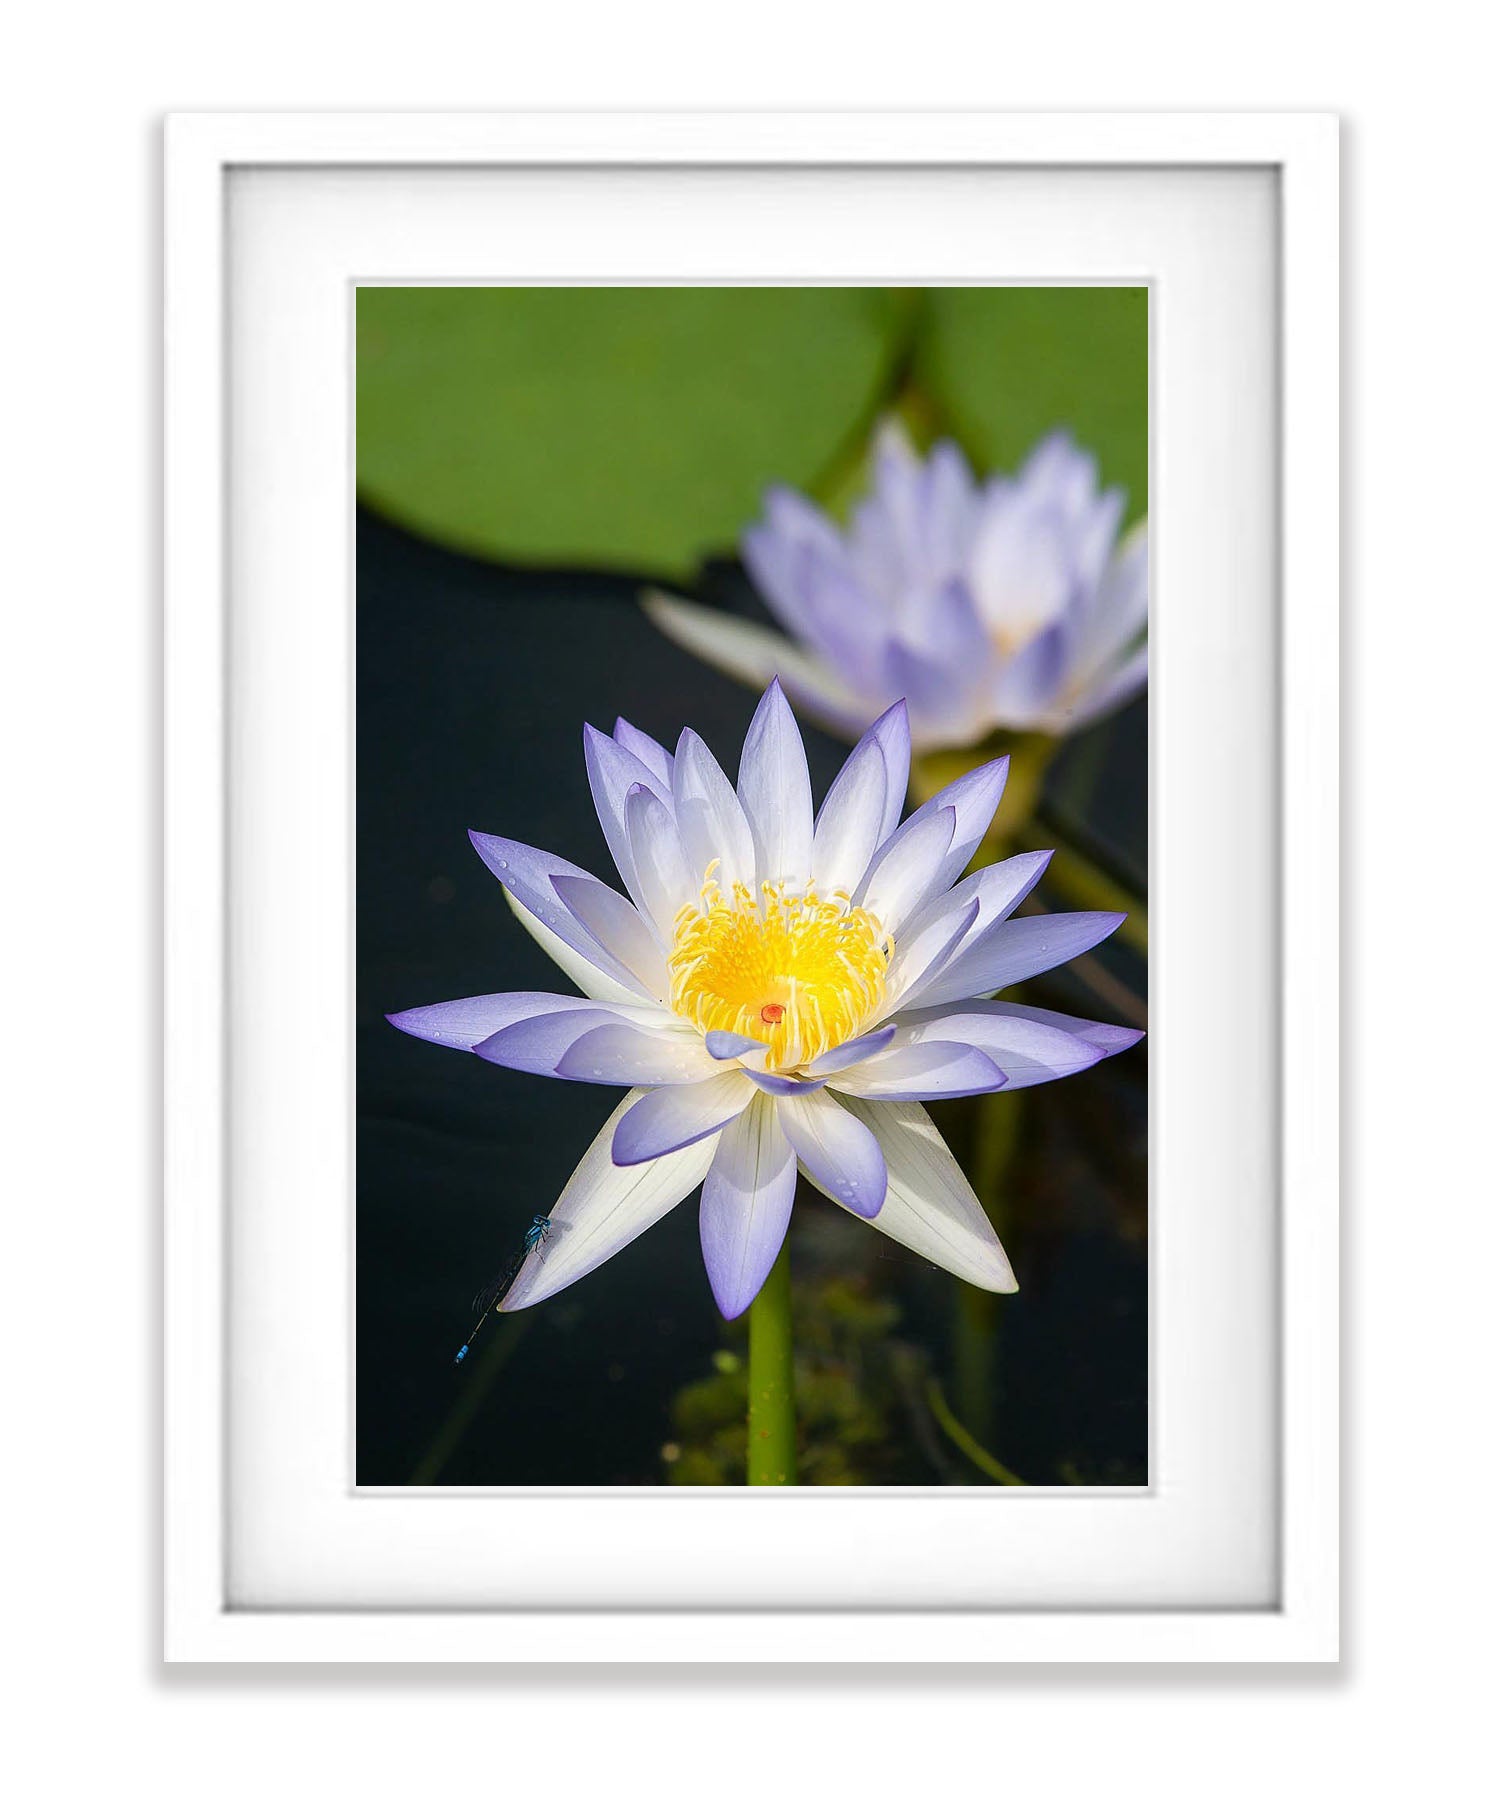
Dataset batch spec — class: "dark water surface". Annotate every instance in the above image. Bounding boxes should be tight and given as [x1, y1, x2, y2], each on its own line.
[356, 508, 1147, 1486]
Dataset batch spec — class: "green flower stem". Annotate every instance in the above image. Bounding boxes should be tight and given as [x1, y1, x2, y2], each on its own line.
[747, 1241, 797, 1486]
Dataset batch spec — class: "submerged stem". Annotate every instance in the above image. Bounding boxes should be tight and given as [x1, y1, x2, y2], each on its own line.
[747, 1241, 797, 1486]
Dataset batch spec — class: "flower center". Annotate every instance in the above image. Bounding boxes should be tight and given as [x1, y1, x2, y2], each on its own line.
[667, 866, 892, 1072]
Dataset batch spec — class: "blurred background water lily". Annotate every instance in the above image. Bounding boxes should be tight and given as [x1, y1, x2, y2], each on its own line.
[390, 682, 1139, 1335]
[645, 424, 1147, 754]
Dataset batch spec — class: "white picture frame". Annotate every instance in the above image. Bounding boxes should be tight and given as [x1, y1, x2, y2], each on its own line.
[164, 111, 1338, 1663]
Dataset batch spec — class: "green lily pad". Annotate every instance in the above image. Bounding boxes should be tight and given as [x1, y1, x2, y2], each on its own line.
[356, 286, 907, 579]
[916, 287, 1149, 521]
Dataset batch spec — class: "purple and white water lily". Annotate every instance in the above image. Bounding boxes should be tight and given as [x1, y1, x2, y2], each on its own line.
[389, 682, 1140, 1319]
[644, 425, 1148, 752]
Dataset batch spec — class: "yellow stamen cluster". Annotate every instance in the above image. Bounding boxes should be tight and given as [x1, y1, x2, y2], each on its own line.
[668, 865, 893, 1072]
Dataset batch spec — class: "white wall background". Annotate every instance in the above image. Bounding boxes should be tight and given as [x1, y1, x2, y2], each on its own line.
[3, 7, 1493, 1793]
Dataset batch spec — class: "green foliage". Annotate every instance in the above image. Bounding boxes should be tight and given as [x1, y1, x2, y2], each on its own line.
[661, 1273, 917, 1486]
[356, 286, 907, 579]
[917, 287, 1149, 522]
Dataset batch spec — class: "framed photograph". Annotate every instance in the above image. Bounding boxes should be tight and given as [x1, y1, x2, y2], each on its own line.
[165, 112, 1338, 1662]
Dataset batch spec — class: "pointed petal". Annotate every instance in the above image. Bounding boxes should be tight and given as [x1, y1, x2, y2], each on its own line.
[387, 990, 584, 1054]
[811, 728, 889, 896]
[829, 1040, 1006, 1101]
[881, 895, 983, 1016]
[469, 832, 653, 1000]
[774, 1088, 887, 1219]
[854, 804, 956, 934]
[802, 1024, 897, 1078]
[913, 909, 1127, 1010]
[904, 757, 1011, 889]
[738, 679, 815, 887]
[611, 1070, 755, 1166]
[612, 717, 676, 788]
[582, 724, 674, 914]
[743, 1067, 830, 1097]
[705, 1029, 769, 1062]
[476, 1009, 715, 1086]
[817, 1098, 1017, 1293]
[501, 888, 645, 1005]
[672, 727, 756, 893]
[892, 1000, 1142, 1088]
[698, 1095, 797, 1319]
[867, 698, 912, 841]
[888, 852, 1052, 1011]
[500, 1091, 717, 1312]
[550, 873, 668, 1003]
[622, 784, 693, 941]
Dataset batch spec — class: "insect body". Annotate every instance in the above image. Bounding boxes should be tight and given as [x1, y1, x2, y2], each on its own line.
[453, 1215, 554, 1364]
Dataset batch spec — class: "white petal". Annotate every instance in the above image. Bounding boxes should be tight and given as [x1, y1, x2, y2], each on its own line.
[554, 1022, 722, 1086]
[503, 889, 645, 1006]
[550, 874, 669, 1003]
[672, 727, 756, 893]
[828, 1040, 1006, 1101]
[500, 1090, 717, 1312]
[811, 731, 888, 896]
[622, 785, 694, 940]
[817, 1097, 1017, 1292]
[855, 805, 956, 934]
[582, 724, 674, 916]
[737, 679, 815, 888]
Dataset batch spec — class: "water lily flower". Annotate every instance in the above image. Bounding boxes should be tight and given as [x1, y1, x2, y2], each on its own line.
[389, 683, 1140, 1319]
[644, 426, 1147, 751]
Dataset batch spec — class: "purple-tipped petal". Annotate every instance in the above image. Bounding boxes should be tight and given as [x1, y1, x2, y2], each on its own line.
[611, 1070, 754, 1166]
[672, 728, 756, 893]
[621, 784, 693, 939]
[387, 991, 583, 1054]
[737, 679, 814, 887]
[549, 873, 667, 1002]
[704, 1029, 768, 1061]
[854, 804, 956, 934]
[500, 888, 648, 1006]
[743, 1067, 830, 1098]
[582, 724, 674, 912]
[698, 1097, 797, 1319]
[829, 1040, 1006, 1102]
[896, 1000, 1143, 1086]
[814, 1097, 1017, 1294]
[774, 1088, 887, 1219]
[811, 729, 889, 896]
[552, 1022, 722, 1087]
[500, 1091, 717, 1313]
[912, 909, 1128, 1011]
[468, 832, 653, 1000]
[803, 1024, 898, 1078]
[904, 756, 1011, 890]
[612, 717, 675, 788]
[881, 896, 983, 1015]
[476, 1007, 711, 1085]
[867, 699, 912, 842]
